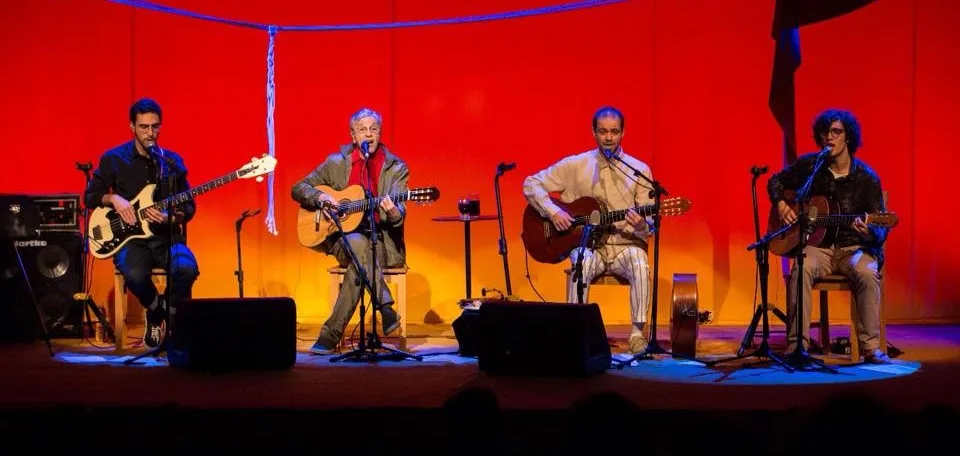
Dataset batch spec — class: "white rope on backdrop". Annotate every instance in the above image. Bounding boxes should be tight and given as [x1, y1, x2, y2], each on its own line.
[104, 0, 625, 234]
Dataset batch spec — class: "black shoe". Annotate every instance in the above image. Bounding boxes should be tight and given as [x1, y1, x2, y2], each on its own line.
[309, 333, 338, 355]
[380, 304, 401, 336]
[144, 319, 163, 348]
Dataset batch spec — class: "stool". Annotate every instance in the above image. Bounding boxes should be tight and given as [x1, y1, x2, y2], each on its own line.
[327, 265, 408, 349]
[811, 274, 887, 362]
[113, 268, 167, 350]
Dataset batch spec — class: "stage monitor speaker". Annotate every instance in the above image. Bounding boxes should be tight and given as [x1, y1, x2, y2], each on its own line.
[0, 232, 83, 342]
[476, 301, 611, 377]
[168, 297, 297, 372]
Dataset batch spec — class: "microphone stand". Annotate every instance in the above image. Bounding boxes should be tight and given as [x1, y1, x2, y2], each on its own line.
[783, 153, 836, 373]
[235, 209, 261, 298]
[705, 166, 792, 370]
[330, 153, 420, 363]
[572, 224, 595, 305]
[608, 150, 699, 368]
[494, 163, 514, 298]
[125, 148, 179, 365]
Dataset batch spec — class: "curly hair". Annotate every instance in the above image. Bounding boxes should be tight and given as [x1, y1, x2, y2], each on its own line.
[812, 108, 862, 155]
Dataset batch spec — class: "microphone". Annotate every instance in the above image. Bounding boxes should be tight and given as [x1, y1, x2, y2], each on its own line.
[600, 147, 615, 160]
[242, 208, 262, 219]
[360, 141, 371, 159]
[817, 145, 832, 159]
[496, 162, 516, 174]
[751, 165, 769, 175]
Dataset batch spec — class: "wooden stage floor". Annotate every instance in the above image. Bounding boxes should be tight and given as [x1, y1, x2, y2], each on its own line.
[1, 322, 958, 454]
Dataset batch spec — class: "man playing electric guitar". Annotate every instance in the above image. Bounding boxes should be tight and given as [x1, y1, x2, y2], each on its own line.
[291, 108, 405, 355]
[768, 108, 891, 364]
[523, 106, 655, 355]
[83, 98, 199, 348]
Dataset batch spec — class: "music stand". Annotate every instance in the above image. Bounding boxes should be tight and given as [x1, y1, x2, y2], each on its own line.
[781, 153, 837, 373]
[329, 157, 420, 363]
[705, 166, 791, 370]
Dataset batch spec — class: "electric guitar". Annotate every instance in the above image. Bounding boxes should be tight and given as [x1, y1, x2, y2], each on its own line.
[520, 195, 692, 264]
[766, 190, 899, 257]
[87, 155, 277, 259]
[296, 184, 440, 248]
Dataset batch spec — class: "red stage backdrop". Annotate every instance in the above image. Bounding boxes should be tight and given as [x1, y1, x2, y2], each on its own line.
[1, 0, 957, 326]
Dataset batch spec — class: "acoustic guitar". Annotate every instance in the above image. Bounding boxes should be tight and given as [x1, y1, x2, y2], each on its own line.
[296, 184, 439, 248]
[87, 155, 277, 259]
[766, 190, 899, 257]
[520, 195, 692, 264]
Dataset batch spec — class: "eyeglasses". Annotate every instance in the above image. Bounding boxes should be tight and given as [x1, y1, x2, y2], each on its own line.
[135, 124, 161, 133]
[821, 127, 845, 138]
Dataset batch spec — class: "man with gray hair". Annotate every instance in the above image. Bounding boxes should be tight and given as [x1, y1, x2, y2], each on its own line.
[292, 108, 408, 355]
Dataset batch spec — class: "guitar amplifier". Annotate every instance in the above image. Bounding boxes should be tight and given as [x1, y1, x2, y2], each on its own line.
[0, 194, 80, 237]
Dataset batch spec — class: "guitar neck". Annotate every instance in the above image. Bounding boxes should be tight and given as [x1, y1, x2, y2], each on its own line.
[813, 214, 864, 227]
[342, 190, 415, 215]
[574, 203, 657, 226]
[142, 170, 241, 214]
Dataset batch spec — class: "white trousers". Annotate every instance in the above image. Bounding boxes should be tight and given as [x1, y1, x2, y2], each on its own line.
[567, 245, 650, 325]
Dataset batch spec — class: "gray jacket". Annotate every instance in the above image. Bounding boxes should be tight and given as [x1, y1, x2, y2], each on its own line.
[291, 144, 408, 265]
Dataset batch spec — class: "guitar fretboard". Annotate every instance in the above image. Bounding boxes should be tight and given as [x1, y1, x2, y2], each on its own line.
[138, 170, 243, 216]
[573, 203, 657, 226]
[340, 190, 419, 215]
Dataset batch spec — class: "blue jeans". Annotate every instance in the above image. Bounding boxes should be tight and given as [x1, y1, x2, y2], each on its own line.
[114, 238, 199, 316]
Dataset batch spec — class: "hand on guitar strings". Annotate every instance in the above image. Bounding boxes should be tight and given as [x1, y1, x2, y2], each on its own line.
[777, 200, 798, 225]
[550, 209, 575, 231]
[624, 208, 646, 232]
[379, 195, 402, 222]
[109, 195, 138, 225]
[852, 215, 874, 240]
[316, 192, 338, 220]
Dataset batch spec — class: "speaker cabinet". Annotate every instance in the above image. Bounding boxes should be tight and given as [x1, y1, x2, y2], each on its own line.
[0, 232, 83, 341]
[168, 297, 297, 372]
[476, 301, 611, 377]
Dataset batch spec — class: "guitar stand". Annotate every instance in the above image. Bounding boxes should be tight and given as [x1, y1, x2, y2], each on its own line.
[323, 199, 420, 363]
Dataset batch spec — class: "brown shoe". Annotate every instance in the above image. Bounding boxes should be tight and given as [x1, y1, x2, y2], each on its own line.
[628, 334, 648, 354]
[862, 348, 891, 364]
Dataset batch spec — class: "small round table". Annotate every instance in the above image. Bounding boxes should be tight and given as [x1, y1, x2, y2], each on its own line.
[431, 214, 499, 299]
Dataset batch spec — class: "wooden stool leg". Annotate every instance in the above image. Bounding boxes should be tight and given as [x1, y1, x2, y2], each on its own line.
[849, 293, 861, 362]
[396, 273, 407, 350]
[113, 273, 127, 350]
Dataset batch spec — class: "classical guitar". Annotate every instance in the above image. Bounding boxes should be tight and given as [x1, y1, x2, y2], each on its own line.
[87, 155, 277, 259]
[296, 184, 440, 248]
[520, 195, 692, 264]
[766, 190, 899, 257]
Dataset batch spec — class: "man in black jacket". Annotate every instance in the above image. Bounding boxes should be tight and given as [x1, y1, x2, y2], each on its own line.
[768, 108, 890, 364]
[84, 98, 199, 348]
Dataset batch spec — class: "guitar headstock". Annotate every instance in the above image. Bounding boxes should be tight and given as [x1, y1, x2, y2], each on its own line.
[660, 197, 692, 216]
[238, 154, 278, 179]
[866, 212, 899, 228]
[409, 187, 440, 203]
